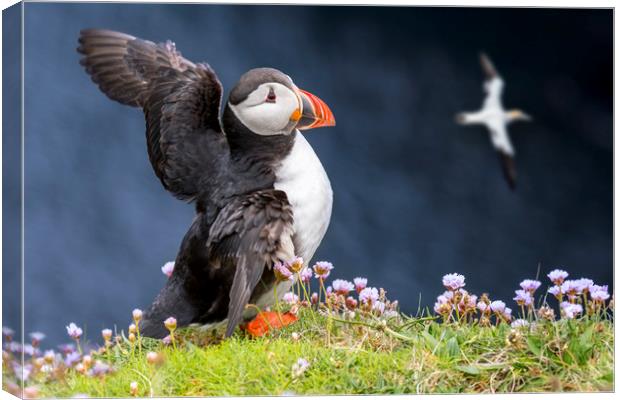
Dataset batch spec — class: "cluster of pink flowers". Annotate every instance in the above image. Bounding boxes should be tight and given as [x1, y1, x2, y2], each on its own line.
[274, 257, 399, 320]
[435, 269, 612, 325]
[545, 269, 611, 319]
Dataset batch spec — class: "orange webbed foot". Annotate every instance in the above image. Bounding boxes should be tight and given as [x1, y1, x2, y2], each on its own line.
[243, 311, 298, 337]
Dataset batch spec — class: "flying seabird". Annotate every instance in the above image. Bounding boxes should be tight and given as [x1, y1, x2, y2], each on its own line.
[77, 30, 336, 338]
[456, 53, 531, 189]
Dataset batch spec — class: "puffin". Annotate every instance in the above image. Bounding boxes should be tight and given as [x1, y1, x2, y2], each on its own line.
[77, 29, 335, 338]
[456, 53, 531, 190]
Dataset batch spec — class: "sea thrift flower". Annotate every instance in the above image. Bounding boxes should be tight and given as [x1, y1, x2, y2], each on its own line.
[128, 324, 137, 334]
[490, 300, 506, 313]
[288, 257, 304, 273]
[442, 273, 466, 291]
[576, 278, 594, 293]
[29, 332, 45, 347]
[164, 317, 177, 332]
[513, 290, 534, 307]
[332, 279, 354, 295]
[310, 292, 319, 304]
[66, 323, 83, 340]
[511, 319, 530, 328]
[130, 381, 139, 396]
[282, 292, 299, 305]
[128, 333, 136, 343]
[359, 287, 379, 305]
[132, 309, 143, 323]
[560, 301, 583, 319]
[299, 267, 312, 283]
[590, 284, 608, 294]
[591, 290, 610, 302]
[345, 296, 358, 310]
[548, 286, 562, 299]
[101, 329, 113, 342]
[502, 307, 513, 321]
[519, 279, 541, 293]
[2, 327, 14, 340]
[313, 261, 334, 280]
[161, 261, 175, 278]
[291, 358, 310, 378]
[353, 277, 368, 293]
[162, 335, 172, 346]
[326, 286, 333, 296]
[274, 262, 294, 282]
[477, 301, 489, 313]
[434, 295, 452, 315]
[547, 269, 569, 285]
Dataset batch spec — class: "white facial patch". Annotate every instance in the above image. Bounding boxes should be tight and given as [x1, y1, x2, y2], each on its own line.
[229, 82, 300, 136]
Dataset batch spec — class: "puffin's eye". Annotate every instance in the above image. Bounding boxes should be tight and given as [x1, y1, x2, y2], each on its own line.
[266, 88, 276, 103]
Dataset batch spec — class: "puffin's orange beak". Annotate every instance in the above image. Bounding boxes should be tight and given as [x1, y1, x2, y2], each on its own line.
[294, 89, 336, 130]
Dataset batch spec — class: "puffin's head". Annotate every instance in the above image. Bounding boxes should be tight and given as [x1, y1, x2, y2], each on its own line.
[226, 68, 335, 137]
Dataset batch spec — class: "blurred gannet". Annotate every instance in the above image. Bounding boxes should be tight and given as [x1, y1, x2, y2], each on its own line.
[456, 53, 531, 190]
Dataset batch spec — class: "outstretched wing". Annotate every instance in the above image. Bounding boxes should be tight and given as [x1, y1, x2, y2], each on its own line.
[207, 190, 295, 337]
[77, 29, 226, 200]
[496, 151, 517, 190]
[480, 52, 504, 110]
[487, 122, 517, 190]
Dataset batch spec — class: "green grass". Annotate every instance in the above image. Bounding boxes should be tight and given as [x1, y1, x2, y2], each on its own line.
[18, 307, 614, 397]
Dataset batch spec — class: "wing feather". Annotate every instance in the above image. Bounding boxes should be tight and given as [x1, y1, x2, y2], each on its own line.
[78, 29, 226, 200]
[207, 191, 294, 337]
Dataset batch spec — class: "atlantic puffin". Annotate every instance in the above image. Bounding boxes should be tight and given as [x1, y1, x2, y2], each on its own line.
[456, 53, 531, 189]
[77, 29, 335, 338]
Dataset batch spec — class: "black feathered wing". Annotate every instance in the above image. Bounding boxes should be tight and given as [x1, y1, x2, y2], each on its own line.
[207, 190, 295, 337]
[77, 29, 226, 201]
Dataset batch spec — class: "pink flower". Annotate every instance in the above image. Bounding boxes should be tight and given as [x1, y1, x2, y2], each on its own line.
[519, 279, 541, 293]
[164, 317, 177, 331]
[299, 267, 312, 283]
[313, 261, 334, 280]
[287, 257, 304, 273]
[345, 296, 358, 310]
[66, 323, 83, 340]
[310, 292, 319, 304]
[359, 287, 379, 305]
[442, 273, 466, 291]
[560, 301, 583, 319]
[274, 262, 294, 282]
[547, 269, 569, 285]
[332, 279, 354, 295]
[548, 286, 562, 298]
[591, 290, 610, 302]
[353, 277, 367, 293]
[161, 261, 175, 278]
[477, 301, 489, 313]
[282, 292, 299, 305]
[489, 300, 506, 313]
[513, 290, 534, 306]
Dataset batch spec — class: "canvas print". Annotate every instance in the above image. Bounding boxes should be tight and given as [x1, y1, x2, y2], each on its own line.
[2, 2, 613, 397]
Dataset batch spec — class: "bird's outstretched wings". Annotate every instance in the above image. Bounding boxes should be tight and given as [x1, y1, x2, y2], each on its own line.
[77, 29, 226, 201]
[480, 52, 504, 110]
[207, 190, 295, 337]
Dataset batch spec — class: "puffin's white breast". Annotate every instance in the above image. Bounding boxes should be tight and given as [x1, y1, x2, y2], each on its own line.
[274, 132, 333, 263]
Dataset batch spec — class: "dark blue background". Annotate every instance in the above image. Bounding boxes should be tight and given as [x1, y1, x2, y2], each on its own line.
[8, 4, 613, 346]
